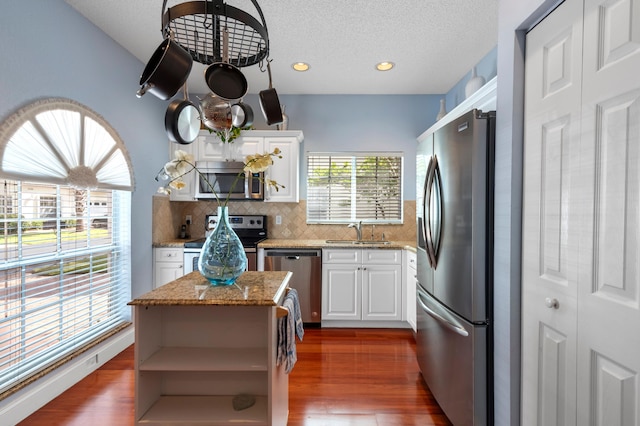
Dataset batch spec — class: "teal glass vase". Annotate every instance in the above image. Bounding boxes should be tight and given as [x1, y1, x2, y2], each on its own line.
[198, 206, 247, 286]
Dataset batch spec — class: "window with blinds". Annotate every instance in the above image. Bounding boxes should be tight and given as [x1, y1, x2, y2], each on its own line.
[0, 98, 133, 397]
[0, 180, 131, 395]
[307, 152, 403, 224]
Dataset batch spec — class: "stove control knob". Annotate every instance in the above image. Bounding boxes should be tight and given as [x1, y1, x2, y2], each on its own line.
[249, 220, 255, 225]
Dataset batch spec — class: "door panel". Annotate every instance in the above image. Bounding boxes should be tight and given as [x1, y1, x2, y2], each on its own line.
[577, 0, 640, 423]
[432, 110, 489, 322]
[416, 286, 487, 426]
[522, 1, 584, 424]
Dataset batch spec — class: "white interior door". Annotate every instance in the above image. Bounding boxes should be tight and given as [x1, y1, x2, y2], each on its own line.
[524, 0, 640, 424]
[522, 1, 584, 424]
[576, 0, 640, 424]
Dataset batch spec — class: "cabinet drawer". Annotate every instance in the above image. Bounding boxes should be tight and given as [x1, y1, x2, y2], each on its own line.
[154, 248, 183, 261]
[323, 249, 361, 264]
[362, 249, 401, 265]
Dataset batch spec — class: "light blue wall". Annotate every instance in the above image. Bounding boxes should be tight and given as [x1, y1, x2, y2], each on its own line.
[232, 93, 443, 200]
[444, 45, 498, 111]
[1, 1, 441, 300]
[0, 0, 168, 299]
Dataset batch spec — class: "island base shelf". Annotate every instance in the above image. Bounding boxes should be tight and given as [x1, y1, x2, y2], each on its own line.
[137, 395, 270, 425]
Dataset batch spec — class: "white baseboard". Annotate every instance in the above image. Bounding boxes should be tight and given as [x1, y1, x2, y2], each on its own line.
[0, 327, 134, 425]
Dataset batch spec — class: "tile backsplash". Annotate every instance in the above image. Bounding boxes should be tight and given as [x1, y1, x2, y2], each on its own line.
[152, 195, 417, 243]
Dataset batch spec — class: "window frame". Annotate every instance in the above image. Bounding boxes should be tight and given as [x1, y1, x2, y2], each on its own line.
[306, 151, 404, 225]
[0, 98, 132, 397]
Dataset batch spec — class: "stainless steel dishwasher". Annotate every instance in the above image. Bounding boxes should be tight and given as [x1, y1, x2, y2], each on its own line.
[264, 249, 322, 324]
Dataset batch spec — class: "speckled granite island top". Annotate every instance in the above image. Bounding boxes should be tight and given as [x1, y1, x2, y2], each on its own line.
[128, 271, 292, 306]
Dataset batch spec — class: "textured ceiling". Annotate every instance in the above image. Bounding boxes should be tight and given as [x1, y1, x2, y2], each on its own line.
[65, 0, 498, 95]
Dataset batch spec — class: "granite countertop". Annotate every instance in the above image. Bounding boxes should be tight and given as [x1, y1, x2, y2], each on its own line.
[258, 239, 416, 251]
[154, 238, 200, 248]
[129, 271, 292, 306]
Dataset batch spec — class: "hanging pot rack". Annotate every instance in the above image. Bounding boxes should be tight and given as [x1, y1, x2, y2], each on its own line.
[161, 0, 269, 68]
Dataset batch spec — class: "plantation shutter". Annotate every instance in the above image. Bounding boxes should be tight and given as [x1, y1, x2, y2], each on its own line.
[307, 152, 403, 224]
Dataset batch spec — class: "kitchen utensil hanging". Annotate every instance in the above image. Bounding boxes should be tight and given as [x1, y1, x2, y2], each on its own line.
[198, 92, 232, 131]
[137, 31, 193, 100]
[161, 0, 269, 68]
[231, 100, 253, 128]
[259, 60, 284, 125]
[165, 83, 201, 144]
[204, 26, 248, 100]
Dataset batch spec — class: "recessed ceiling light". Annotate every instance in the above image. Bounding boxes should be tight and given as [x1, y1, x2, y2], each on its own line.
[292, 62, 310, 72]
[376, 61, 395, 71]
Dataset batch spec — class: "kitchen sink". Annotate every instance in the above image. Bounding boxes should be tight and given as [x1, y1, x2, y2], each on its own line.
[325, 239, 391, 245]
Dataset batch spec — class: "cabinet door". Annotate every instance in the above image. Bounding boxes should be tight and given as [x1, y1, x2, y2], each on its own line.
[264, 137, 300, 203]
[196, 132, 264, 162]
[153, 248, 184, 288]
[168, 141, 197, 201]
[153, 262, 184, 288]
[195, 131, 223, 161]
[405, 251, 417, 331]
[322, 263, 361, 320]
[362, 264, 402, 321]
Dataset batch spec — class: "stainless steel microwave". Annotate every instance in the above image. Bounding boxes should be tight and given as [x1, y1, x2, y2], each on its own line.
[194, 161, 264, 201]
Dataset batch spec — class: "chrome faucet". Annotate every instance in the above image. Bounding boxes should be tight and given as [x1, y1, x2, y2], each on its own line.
[348, 221, 363, 241]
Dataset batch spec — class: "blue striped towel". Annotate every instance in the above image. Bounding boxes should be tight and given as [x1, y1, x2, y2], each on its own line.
[277, 288, 304, 374]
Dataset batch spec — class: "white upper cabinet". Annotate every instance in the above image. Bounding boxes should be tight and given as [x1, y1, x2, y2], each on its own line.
[263, 134, 302, 203]
[196, 130, 264, 162]
[168, 140, 197, 202]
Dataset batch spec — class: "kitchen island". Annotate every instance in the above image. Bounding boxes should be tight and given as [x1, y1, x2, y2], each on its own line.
[129, 271, 292, 426]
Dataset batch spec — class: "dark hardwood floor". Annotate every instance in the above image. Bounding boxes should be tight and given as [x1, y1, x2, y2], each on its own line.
[20, 328, 451, 425]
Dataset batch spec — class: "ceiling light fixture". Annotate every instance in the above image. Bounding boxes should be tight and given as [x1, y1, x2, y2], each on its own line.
[292, 62, 310, 72]
[376, 61, 395, 71]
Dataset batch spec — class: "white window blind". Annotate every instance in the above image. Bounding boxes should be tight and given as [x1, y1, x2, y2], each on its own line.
[0, 180, 131, 395]
[307, 152, 403, 224]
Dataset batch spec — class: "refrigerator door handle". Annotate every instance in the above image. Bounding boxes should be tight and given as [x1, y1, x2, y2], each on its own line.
[424, 155, 442, 268]
[417, 286, 469, 337]
[421, 156, 435, 267]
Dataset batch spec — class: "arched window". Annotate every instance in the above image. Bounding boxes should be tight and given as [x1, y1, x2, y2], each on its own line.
[0, 98, 133, 396]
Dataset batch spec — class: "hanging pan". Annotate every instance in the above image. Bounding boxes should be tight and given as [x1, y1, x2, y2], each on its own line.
[259, 60, 283, 126]
[165, 83, 200, 145]
[231, 99, 254, 128]
[137, 34, 193, 100]
[204, 27, 248, 101]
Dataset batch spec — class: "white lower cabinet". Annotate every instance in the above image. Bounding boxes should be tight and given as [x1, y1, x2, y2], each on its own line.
[133, 304, 287, 425]
[153, 248, 184, 288]
[404, 250, 417, 332]
[322, 249, 402, 325]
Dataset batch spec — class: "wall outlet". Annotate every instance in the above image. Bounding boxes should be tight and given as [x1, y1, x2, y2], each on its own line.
[275, 215, 282, 225]
[185, 215, 192, 225]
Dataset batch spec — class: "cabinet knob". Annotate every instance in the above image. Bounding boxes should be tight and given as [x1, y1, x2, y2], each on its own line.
[544, 297, 559, 309]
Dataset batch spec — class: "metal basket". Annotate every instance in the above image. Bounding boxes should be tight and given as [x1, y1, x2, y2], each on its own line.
[162, 0, 269, 67]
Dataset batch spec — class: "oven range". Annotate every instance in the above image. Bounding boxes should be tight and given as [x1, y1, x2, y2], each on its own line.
[183, 214, 267, 273]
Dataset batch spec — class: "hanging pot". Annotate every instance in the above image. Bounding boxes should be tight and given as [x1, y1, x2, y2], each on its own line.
[259, 61, 283, 126]
[231, 100, 254, 128]
[198, 92, 232, 132]
[204, 27, 248, 101]
[165, 84, 200, 145]
[137, 37, 193, 100]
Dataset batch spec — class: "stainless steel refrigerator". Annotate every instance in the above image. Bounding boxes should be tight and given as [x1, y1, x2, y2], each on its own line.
[416, 109, 495, 426]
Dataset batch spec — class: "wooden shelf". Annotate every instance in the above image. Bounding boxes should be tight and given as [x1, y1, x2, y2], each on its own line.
[140, 347, 268, 372]
[139, 395, 268, 425]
